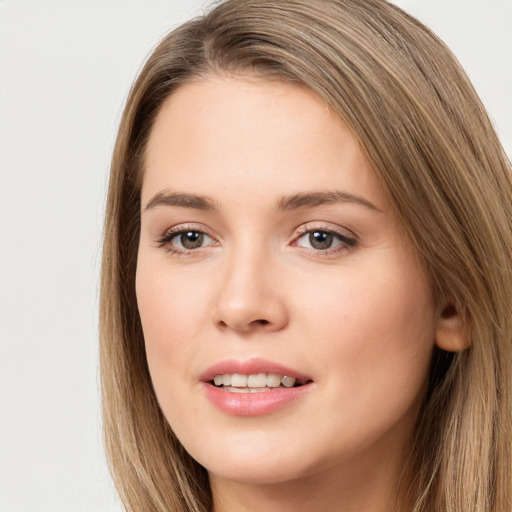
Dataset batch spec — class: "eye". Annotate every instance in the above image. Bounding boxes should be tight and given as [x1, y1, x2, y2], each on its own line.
[295, 229, 356, 252]
[157, 227, 216, 253]
[174, 230, 209, 249]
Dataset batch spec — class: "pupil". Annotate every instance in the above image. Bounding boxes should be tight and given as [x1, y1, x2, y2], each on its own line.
[309, 231, 333, 250]
[181, 231, 203, 249]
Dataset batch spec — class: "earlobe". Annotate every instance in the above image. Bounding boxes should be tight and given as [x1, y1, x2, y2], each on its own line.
[434, 303, 471, 352]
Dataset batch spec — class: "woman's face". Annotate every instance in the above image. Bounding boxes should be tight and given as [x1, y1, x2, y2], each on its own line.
[136, 76, 443, 485]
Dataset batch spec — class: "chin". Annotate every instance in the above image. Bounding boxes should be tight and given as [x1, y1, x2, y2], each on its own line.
[206, 459, 312, 486]
[186, 431, 327, 486]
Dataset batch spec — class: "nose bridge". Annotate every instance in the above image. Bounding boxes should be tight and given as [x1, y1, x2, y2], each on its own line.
[213, 236, 287, 332]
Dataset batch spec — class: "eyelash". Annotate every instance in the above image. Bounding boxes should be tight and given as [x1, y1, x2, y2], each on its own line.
[155, 224, 357, 256]
[293, 224, 357, 255]
[155, 224, 217, 255]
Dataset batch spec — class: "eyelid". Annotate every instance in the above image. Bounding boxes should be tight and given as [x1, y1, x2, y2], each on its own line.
[155, 223, 219, 251]
[153, 221, 357, 256]
[293, 221, 357, 239]
[291, 222, 358, 253]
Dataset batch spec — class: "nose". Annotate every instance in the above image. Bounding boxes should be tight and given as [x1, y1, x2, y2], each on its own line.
[212, 247, 289, 334]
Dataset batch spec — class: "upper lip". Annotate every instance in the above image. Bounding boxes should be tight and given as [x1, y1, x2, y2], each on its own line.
[199, 358, 312, 383]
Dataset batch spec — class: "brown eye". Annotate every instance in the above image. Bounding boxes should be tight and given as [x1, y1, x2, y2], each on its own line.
[179, 231, 204, 249]
[309, 231, 333, 250]
[295, 228, 356, 253]
[157, 228, 216, 253]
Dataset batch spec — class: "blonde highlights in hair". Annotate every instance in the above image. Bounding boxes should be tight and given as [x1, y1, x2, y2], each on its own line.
[100, 1, 512, 510]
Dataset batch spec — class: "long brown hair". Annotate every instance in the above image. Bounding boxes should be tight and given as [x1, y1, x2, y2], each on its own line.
[100, 1, 512, 510]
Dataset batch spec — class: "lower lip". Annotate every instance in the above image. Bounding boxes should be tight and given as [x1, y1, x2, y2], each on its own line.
[203, 383, 313, 416]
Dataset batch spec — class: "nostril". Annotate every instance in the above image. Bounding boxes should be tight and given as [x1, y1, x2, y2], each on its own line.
[216, 318, 269, 330]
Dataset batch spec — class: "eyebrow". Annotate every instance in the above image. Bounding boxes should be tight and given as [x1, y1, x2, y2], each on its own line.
[144, 190, 381, 213]
[277, 191, 382, 212]
[144, 191, 217, 211]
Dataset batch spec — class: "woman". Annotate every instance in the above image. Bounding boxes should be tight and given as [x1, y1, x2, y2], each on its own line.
[100, 1, 512, 510]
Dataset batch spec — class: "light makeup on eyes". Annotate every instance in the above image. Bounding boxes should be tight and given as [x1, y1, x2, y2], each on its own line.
[155, 222, 357, 256]
[155, 224, 217, 254]
[295, 230, 353, 251]
[292, 222, 357, 254]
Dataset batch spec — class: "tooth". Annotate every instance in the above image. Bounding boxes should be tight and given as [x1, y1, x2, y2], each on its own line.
[248, 373, 267, 388]
[224, 386, 271, 394]
[266, 374, 281, 387]
[231, 374, 248, 387]
[214, 373, 300, 389]
[281, 376, 296, 388]
[225, 386, 244, 393]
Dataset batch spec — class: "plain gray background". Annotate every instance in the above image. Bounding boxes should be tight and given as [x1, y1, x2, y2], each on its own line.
[0, 1, 510, 510]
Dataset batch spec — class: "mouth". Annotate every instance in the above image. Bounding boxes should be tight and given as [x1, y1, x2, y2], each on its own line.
[200, 359, 313, 415]
[211, 372, 312, 393]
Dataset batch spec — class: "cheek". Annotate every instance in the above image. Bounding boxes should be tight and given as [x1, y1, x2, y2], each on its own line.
[294, 257, 437, 399]
[135, 262, 214, 444]
[281, 260, 437, 463]
[135, 263, 210, 385]
[136, 258, 216, 331]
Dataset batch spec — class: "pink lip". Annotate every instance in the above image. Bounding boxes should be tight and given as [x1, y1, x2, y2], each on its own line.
[200, 358, 314, 417]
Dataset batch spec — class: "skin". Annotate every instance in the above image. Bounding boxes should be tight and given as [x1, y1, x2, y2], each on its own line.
[136, 76, 454, 512]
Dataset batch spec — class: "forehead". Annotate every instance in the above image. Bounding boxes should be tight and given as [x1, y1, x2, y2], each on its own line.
[142, 75, 385, 209]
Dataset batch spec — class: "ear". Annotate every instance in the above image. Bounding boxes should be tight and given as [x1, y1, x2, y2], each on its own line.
[435, 302, 471, 352]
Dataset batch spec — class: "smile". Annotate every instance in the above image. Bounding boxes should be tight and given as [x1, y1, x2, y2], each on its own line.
[201, 360, 314, 416]
[212, 373, 309, 392]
